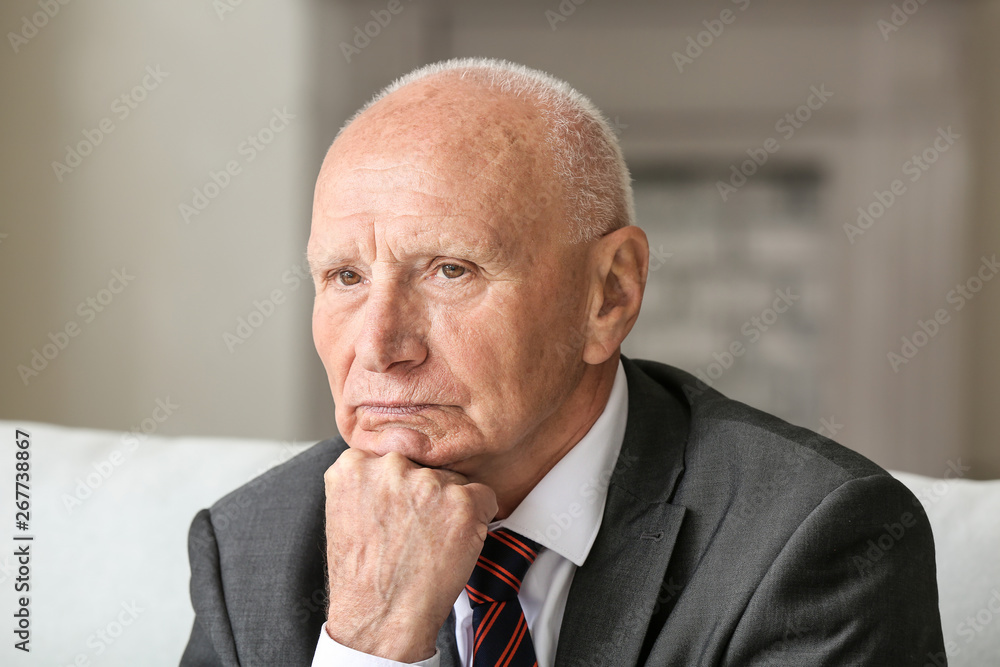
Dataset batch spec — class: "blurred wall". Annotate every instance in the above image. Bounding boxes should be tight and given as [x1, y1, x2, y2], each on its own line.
[1, 0, 996, 477]
[0, 0, 340, 441]
[966, 0, 1000, 478]
[405, 0, 977, 477]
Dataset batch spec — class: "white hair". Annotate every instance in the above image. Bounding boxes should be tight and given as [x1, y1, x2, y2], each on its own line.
[338, 58, 634, 244]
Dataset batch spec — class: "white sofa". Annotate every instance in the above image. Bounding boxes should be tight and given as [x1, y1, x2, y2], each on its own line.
[1, 419, 996, 666]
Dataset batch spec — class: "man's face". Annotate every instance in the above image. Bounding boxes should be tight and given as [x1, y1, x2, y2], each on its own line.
[308, 83, 591, 475]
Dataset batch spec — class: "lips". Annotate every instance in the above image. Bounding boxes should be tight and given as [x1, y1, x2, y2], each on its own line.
[358, 403, 434, 415]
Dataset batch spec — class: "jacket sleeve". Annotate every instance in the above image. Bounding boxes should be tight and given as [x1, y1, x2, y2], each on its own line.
[180, 509, 242, 667]
[723, 473, 947, 666]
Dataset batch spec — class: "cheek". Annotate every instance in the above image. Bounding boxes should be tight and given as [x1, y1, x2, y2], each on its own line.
[432, 296, 549, 407]
[315, 304, 358, 437]
[312, 301, 352, 392]
[433, 296, 527, 366]
[311, 302, 334, 364]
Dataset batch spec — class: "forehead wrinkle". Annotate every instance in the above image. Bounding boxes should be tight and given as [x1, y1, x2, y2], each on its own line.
[323, 163, 521, 253]
[348, 162, 451, 186]
[310, 209, 509, 272]
[314, 89, 555, 275]
[375, 213, 507, 266]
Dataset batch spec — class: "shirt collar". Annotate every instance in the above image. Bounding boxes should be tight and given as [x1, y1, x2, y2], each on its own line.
[496, 359, 628, 566]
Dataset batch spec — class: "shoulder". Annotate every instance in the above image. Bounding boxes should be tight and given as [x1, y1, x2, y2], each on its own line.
[203, 436, 348, 540]
[622, 357, 921, 551]
[622, 360, 944, 663]
[185, 438, 348, 663]
[624, 357, 929, 568]
[626, 356, 891, 489]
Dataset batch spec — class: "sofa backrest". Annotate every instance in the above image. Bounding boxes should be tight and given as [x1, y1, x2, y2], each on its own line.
[2, 420, 996, 666]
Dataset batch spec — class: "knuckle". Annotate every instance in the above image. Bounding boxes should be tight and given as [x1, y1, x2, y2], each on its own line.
[324, 463, 342, 486]
[339, 447, 365, 463]
[446, 485, 477, 518]
[332, 449, 361, 473]
[382, 450, 406, 463]
[326, 449, 368, 488]
[408, 469, 445, 504]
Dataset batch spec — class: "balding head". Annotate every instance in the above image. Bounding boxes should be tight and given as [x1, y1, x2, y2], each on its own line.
[308, 59, 648, 516]
[327, 70, 560, 250]
[335, 58, 634, 244]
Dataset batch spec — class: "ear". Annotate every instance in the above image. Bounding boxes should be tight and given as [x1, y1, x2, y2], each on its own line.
[582, 226, 649, 365]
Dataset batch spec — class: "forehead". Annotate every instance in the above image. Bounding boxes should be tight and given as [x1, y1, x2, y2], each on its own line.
[310, 81, 561, 263]
[309, 156, 521, 270]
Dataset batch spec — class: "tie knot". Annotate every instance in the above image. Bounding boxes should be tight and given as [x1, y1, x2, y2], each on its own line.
[465, 529, 542, 607]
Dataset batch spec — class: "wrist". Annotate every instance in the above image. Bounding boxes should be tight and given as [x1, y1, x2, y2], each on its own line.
[325, 613, 438, 662]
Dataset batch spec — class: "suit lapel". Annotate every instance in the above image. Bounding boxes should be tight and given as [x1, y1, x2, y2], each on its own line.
[554, 356, 690, 667]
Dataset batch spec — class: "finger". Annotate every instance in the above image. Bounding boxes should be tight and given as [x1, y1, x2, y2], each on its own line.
[461, 482, 499, 526]
[337, 446, 378, 465]
[424, 467, 471, 486]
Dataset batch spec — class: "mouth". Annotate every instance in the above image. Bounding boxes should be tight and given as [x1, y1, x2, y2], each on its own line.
[357, 403, 436, 416]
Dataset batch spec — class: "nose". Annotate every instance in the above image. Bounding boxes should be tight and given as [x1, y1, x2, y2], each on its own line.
[354, 281, 427, 373]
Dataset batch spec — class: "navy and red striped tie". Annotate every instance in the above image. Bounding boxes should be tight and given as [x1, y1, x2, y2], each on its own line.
[465, 528, 543, 667]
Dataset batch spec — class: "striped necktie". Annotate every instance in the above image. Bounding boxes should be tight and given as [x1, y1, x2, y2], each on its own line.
[465, 528, 544, 667]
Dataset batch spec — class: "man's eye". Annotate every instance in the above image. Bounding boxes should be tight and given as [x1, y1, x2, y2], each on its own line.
[437, 264, 466, 279]
[337, 270, 362, 286]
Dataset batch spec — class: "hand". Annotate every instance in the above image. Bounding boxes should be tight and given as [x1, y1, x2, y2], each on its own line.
[323, 449, 498, 661]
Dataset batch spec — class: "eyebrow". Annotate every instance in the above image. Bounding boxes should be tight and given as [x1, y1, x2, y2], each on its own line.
[306, 247, 352, 279]
[307, 221, 506, 275]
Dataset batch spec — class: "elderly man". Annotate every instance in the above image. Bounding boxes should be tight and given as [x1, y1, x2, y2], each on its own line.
[182, 59, 945, 666]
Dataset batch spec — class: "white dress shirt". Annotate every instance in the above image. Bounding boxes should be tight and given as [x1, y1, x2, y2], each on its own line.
[313, 360, 628, 667]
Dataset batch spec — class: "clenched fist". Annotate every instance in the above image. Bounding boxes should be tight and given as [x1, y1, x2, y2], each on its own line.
[323, 449, 498, 661]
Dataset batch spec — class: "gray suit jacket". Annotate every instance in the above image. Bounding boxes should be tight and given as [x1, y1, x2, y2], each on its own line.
[181, 358, 946, 666]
